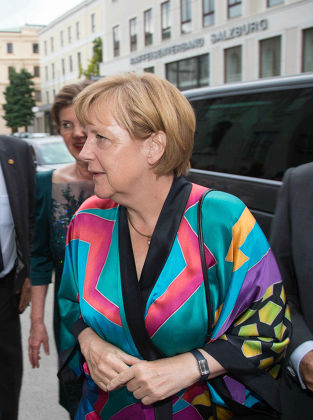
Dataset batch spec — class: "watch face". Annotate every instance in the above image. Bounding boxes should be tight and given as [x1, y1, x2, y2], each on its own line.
[199, 358, 210, 377]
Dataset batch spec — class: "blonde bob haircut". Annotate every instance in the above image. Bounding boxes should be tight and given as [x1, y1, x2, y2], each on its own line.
[74, 72, 196, 176]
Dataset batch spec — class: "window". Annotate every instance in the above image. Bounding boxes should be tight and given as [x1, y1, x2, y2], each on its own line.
[144, 9, 153, 46]
[51, 63, 55, 79]
[60, 30, 64, 48]
[45, 65, 48, 81]
[46, 91, 50, 104]
[189, 86, 313, 182]
[61, 58, 65, 75]
[34, 66, 40, 77]
[303, 27, 313, 73]
[8, 66, 14, 77]
[203, 0, 214, 27]
[181, 0, 192, 34]
[33, 43, 39, 53]
[34, 90, 41, 102]
[113, 25, 120, 57]
[166, 54, 209, 90]
[77, 52, 82, 67]
[225, 45, 242, 82]
[129, 17, 137, 52]
[69, 55, 73, 72]
[161, 1, 171, 40]
[228, 0, 242, 19]
[7, 43, 13, 53]
[267, 0, 284, 6]
[68, 26, 72, 43]
[260, 36, 281, 78]
[91, 13, 96, 33]
[50, 37, 54, 52]
[76, 22, 80, 39]
[44, 40, 47, 55]
[144, 66, 155, 73]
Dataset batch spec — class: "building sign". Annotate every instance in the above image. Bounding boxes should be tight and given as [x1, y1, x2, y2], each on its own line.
[211, 19, 268, 44]
[130, 38, 204, 65]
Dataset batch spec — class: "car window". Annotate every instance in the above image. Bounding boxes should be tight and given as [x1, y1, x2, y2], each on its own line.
[34, 141, 74, 165]
[189, 86, 313, 180]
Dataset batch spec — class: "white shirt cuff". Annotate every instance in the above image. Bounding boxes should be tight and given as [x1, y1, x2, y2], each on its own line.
[290, 340, 313, 389]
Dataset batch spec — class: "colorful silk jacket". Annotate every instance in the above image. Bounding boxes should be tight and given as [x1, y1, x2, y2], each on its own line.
[58, 177, 291, 420]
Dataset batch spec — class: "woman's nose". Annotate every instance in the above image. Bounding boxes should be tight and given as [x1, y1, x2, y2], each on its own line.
[73, 123, 86, 137]
[79, 136, 93, 161]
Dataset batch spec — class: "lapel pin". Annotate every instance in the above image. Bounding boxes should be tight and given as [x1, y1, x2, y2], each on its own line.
[8, 159, 14, 164]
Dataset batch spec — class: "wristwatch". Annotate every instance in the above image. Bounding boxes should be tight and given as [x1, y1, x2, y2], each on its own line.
[190, 349, 210, 381]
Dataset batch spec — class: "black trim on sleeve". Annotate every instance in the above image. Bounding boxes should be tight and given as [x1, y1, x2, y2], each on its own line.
[203, 339, 281, 415]
[71, 317, 89, 340]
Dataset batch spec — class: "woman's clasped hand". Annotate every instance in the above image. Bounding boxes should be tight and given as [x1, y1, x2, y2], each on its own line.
[79, 328, 201, 405]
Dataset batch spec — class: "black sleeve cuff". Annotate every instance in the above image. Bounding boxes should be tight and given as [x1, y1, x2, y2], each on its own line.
[202, 339, 281, 413]
[71, 317, 89, 340]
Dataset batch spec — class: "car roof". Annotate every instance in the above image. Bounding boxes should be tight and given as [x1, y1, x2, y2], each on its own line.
[22, 135, 64, 145]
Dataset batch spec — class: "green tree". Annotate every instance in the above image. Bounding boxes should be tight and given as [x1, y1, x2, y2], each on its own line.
[3, 68, 36, 133]
[79, 37, 103, 79]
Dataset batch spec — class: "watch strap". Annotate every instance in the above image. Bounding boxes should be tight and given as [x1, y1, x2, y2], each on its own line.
[191, 349, 210, 381]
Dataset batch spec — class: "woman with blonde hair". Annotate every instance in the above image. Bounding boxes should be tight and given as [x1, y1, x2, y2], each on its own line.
[58, 72, 291, 420]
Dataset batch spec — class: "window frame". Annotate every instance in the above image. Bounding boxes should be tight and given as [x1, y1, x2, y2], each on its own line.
[267, 0, 284, 7]
[8, 66, 14, 77]
[68, 26, 72, 43]
[7, 43, 13, 54]
[129, 17, 137, 52]
[181, 0, 192, 34]
[60, 31, 64, 48]
[203, 0, 215, 27]
[166, 53, 209, 90]
[34, 66, 40, 77]
[33, 43, 39, 53]
[302, 27, 313, 73]
[224, 45, 242, 83]
[161, 1, 171, 41]
[69, 55, 73, 73]
[91, 13, 96, 33]
[227, 0, 242, 19]
[144, 8, 153, 46]
[76, 21, 80, 40]
[259, 35, 281, 78]
[113, 25, 120, 57]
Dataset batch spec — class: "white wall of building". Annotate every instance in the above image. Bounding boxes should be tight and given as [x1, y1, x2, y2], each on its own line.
[100, 0, 313, 86]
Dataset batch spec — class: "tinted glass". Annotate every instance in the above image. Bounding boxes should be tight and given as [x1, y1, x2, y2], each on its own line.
[189, 87, 313, 180]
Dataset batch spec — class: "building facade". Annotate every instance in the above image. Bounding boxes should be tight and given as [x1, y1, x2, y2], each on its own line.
[37, 0, 104, 133]
[37, 0, 313, 132]
[0, 25, 43, 135]
[101, 0, 313, 90]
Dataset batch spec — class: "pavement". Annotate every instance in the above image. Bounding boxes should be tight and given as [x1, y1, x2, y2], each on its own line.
[19, 285, 69, 420]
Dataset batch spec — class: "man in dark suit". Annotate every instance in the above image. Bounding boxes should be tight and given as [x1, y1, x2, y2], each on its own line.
[0, 135, 35, 420]
[270, 162, 313, 420]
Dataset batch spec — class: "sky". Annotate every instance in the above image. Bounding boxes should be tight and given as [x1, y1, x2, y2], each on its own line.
[0, 0, 84, 30]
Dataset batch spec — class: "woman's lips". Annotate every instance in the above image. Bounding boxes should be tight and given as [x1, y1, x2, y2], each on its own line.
[92, 172, 106, 179]
[73, 143, 85, 150]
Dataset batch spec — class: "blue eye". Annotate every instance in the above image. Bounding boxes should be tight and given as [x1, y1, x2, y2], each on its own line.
[96, 134, 106, 141]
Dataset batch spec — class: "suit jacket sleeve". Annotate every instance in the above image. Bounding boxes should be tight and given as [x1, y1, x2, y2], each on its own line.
[27, 143, 35, 275]
[30, 170, 54, 285]
[270, 168, 313, 354]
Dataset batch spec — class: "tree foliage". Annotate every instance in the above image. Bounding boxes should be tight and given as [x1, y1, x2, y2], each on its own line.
[3, 68, 36, 132]
[79, 37, 103, 79]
